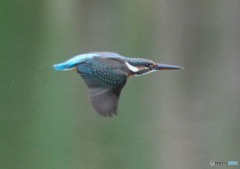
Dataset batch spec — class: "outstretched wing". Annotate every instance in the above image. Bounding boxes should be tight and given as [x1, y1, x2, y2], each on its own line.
[76, 57, 128, 116]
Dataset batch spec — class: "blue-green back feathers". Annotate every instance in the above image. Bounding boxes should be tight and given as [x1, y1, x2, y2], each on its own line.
[53, 52, 124, 71]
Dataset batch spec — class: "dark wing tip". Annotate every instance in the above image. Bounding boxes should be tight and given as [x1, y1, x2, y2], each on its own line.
[97, 108, 118, 117]
[89, 87, 121, 117]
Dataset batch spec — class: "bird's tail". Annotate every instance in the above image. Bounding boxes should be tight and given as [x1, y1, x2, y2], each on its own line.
[53, 53, 99, 71]
[53, 62, 76, 71]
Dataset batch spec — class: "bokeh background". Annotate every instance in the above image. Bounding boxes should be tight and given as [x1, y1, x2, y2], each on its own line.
[1, 1, 240, 169]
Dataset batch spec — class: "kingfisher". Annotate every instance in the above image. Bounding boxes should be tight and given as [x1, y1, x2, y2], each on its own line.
[53, 52, 183, 116]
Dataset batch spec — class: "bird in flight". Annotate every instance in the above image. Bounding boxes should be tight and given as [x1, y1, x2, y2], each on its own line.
[53, 52, 183, 117]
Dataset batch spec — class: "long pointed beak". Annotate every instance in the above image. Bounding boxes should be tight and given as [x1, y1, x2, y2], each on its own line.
[153, 63, 184, 70]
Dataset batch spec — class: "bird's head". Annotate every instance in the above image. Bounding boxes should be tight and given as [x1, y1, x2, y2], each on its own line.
[125, 58, 184, 76]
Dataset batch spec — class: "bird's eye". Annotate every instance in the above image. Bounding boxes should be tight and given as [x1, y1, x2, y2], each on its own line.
[145, 63, 151, 67]
[145, 63, 152, 67]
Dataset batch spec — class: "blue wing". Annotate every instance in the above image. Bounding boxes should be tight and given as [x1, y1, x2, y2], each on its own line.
[77, 57, 128, 116]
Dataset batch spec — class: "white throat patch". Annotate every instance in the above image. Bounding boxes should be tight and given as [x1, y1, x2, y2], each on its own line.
[125, 62, 139, 72]
[135, 70, 157, 76]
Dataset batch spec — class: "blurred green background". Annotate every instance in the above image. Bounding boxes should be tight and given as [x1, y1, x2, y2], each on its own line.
[1, 1, 240, 169]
